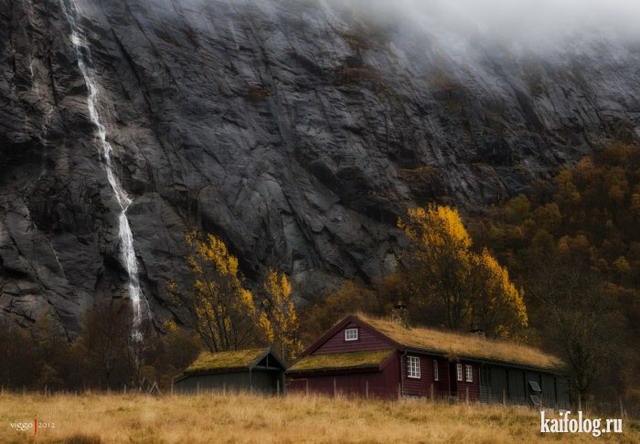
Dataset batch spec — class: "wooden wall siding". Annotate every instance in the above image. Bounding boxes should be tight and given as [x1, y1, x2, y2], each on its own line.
[402, 354, 434, 397]
[434, 358, 451, 395]
[399, 354, 451, 398]
[479, 365, 569, 408]
[175, 372, 250, 393]
[540, 373, 557, 407]
[175, 370, 283, 394]
[436, 358, 451, 396]
[288, 354, 401, 399]
[315, 321, 394, 355]
[480, 365, 510, 403]
[556, 377, 572, 408]
[451, 361, 480, 402]
[507, 368, 527, 404]
[525, 371, 541, 397]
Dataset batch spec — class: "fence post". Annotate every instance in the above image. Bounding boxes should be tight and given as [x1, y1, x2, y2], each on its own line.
[197, 382, 200, 395]
[333, 378, 337, 397]
[223, 382, 226, 397]
[398, 383, 401, 399]
[619, 397, 625, 419]
[502, 389, 506, 406]
[466, 387, 469, 404]
[277, 380, 280, 397]
[365, 380, 369, 399]
[578, 392, 582, 412]
[430, 383, 434, 401]
[306, 379, 309, 396]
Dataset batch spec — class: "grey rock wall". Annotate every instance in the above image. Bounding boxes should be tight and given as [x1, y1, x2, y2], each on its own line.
[2, 0, 640, 336]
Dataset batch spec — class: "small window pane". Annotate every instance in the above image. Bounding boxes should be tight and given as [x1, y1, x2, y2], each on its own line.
[344, 328, 358, 341]
[457, 364, 463, 381]
[433, 360, 439, 381]
[465, 365, 473, 382]
[408, 356, 421, 378]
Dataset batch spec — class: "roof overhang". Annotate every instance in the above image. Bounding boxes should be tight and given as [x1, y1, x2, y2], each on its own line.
[403, 347, 564, 375]
[174, 348, 286, 382]
[287, 349, 396, 375]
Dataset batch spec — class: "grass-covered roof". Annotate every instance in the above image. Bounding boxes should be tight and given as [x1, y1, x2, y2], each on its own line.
[288, 349, 395, 373]
[184, 348, 269, 375]
[357, 314, 563, 371]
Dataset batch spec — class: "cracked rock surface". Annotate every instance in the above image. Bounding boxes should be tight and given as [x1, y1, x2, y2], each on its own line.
[2, 0, 640, 336]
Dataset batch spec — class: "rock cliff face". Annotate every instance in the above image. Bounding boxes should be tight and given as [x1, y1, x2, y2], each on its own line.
[2, 0, 640, 337]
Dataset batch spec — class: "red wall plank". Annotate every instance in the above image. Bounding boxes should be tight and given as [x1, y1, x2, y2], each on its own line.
[315, 321, 395, 354]
[288, 353, 401, 399]
[399, 354, 451, 398]
[449, 361, 480, 402]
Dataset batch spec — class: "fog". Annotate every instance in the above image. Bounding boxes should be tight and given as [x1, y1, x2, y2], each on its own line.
[78, 0, 640, 55]
[325, 0, 640, 49]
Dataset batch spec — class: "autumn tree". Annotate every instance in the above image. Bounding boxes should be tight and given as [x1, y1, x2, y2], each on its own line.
[174, 231, 261, 352]
[469, 249, 528, 337]
[528, 260, 623, 406]
[156, 321, 201, 387]
[470, 142, 640, 408]
[301, 281, 381, 344]
[0, 323, 38, 389]
[398, 205, 527, 336]
[258, 270, 302, 363]
[79, 304, 133, 389]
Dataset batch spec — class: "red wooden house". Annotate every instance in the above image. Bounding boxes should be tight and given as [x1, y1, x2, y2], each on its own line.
[287, 314, 570, 408]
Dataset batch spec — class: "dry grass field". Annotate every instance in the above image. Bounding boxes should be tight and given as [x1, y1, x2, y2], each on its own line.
[0, 392, 638, 443]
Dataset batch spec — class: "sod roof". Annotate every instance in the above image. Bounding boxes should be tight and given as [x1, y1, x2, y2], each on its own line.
[356, 314, 563, 371]
[183, 348, 269, 375]
[288, 349, 395, 373]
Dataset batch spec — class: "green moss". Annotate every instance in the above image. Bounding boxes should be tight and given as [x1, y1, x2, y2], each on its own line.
[358, 315, 563, 371]
[288, 349, 395, 373]
[184, 348, 267, 374]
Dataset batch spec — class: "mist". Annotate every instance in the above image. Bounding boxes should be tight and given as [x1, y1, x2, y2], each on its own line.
[87, 0, 640, 52]
[324, 0, 640, 50]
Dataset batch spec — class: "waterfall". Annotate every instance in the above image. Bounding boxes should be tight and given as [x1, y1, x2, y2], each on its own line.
[58, 0, 146, 334]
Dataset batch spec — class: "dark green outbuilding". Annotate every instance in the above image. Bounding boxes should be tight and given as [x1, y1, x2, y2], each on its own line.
[174, 348, 286, 395]
[479, 364, 571, 408]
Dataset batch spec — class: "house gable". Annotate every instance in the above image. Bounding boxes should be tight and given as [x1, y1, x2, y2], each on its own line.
[253, 352, 287, 371]
[305, 316, 401, 356]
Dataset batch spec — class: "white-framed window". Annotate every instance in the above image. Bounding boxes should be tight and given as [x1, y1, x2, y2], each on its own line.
[407, 356, 421, 379]
[433, 360, 439, 381]
[344, 328, 358, 341]
[465, 364, 473, 382]
[456, 363, 463, 381]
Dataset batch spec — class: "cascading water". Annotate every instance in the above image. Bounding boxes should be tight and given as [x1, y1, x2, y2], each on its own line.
[58, 0, 147, 335]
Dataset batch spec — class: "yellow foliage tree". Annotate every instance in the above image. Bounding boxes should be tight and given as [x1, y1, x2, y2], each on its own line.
[259, 270, 302, 363]
[177, 231, 260, 352]
[398, 205, 527, 337]
[470, 249, 528, 337]
[398, 205, 474, 330]
[554, 170, 581, 206]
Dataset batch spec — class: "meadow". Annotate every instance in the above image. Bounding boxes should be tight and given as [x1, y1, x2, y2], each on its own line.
[0, 392, 638, 443]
